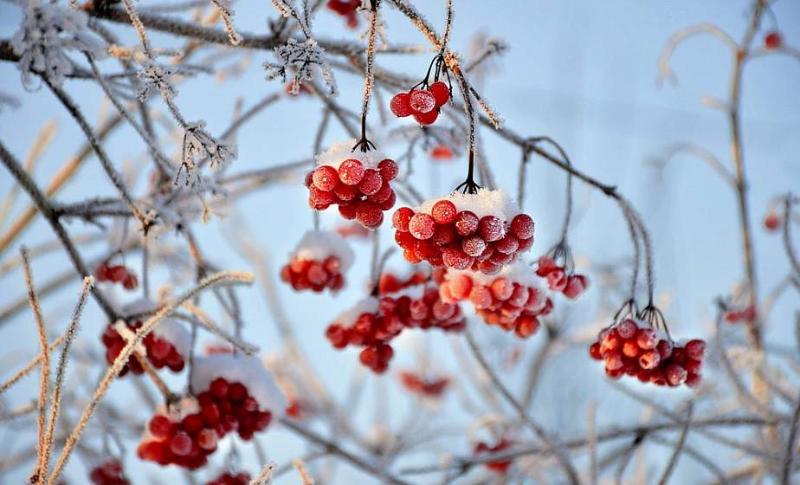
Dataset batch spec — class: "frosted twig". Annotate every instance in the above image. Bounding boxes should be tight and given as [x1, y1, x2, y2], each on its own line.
[781, 397, 800, 484]
[180, 302, 259, 354]
[293, 458, 315, 484]
[22, 247, 50, 485]
[0, 335, 66, 395]
[656, 23, 737, 85]
[249, 463, 275, 485]
[40, 276, 92, 485]
[782, 194, 800, 278]
[211, 0, 243, 45]
[657, 402, 694, 485]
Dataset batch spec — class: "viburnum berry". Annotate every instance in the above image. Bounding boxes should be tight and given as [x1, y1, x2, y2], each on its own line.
[327, 0, 360, 28]
[281, 230, 353, 293]
[430, 144, 455, 161]
[763, 210, 781, 232]
[429, 81, 450, 106]
[764, 31, 782, 50]
[89, 459, 129, 485]
[389, 65, 450, 126]
[535, 253, 589, 300]
[589, 314, 705, 389]
[206, 471, 251, 485]
[474, 438, 514, 474]
[398, 370, 450, 398]
[393, 189, 534, 273]
[307, 140, 398, 229]
[414, 108, 439, 126]
[94, 262, 138, 291]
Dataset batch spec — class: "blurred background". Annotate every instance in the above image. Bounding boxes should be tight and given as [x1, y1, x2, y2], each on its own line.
[1, 0, 798, 483]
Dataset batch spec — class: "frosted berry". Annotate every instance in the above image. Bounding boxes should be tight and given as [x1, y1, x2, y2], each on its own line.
[390, 92, 413, 117]
[409, 213, 436, 240]
[338, 159, 365, 185]
[378, 158, 399, 181]
[431, 200, 457, 224]
[409, 89, 436, 114]
[429, 81, 450, 106]
[312, 165, 339, 191]
[414, 108, 439, 125]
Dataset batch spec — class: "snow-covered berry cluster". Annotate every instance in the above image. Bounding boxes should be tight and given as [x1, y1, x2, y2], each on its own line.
[101, 300, 190, 377]
[390, 81, 450, 125]
[206, 471, 251, 485]
[89, 459, 129, 485]
[398, 371, 450, 398]
[473, 438, 513, 474]
[327, 0, 361, 28]
[307, 140, 398, 229]
[95, 262, 139, 290]
[393, 189, 534, 273]
[589, 318, 705, 388]
[326, 283, 465, 373]
[439, 262, 552, 338]
[280, 230, 354, 293]
[535, 255, 588, 299]
[138, 356, 283, 469]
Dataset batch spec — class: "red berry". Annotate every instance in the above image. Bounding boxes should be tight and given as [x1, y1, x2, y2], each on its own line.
[494, 234, 519, 255]
[312, 165, 339, 191]
[409, 89, 436, 114]
[478, 216, 504, 242]
[510, 214, 534, 240]
[764, 212, 781, 232]
[108, 265, 127, 283]
[148, 414, 173, 438]
[616, 319, 638, 339]
[393, 207, 414, 231]
[358, 169, 383, 195]
[210, 378, 228, 399]
[338, 159, 365, 185]
[356, 202, 384, 228]
[414, 108, 439, 125]
[429, 81, 450, 106]
[169, 432, 192, 456]
[462, 235, 487, 257]
[442, 247, 472, 269]
[378, 158, 399, 181]
[409, 213, 435, 240]
[589, 342, 602, 360]
[454, 211, 479, 236]
[122, 272, 138, 290]
[636, 328, 658, 350]
[685, 339, 706, 360]
[431, 200, 457, 224]
[390, 92, 412, 117]
[765, 31, 782, 50]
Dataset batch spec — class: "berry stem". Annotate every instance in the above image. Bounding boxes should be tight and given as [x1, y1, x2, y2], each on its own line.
[356, 0, 381, 153]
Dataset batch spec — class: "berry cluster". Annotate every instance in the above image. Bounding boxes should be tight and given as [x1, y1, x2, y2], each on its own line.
[398, 371, 450, 398]
[393, 189, 534, 274]
[89, 459, 129, 485]
[390, 81, 450, 125]
[724, 304, 756, 324]
[94, 262, 138, 290]
[439, 263, 552, 338]
[307, 140, 398, 229]
[326, 285, 465, 373]
[327, 0, 360, 28]
[536, 255, 588, 299]
[206, 471, 251, 485]
[589, 317, 705, 388]
[280, 231, 353, 293]
[101, 301, 189, 377]
[473, 438, 513, 474]
[138, 356, 283, 469]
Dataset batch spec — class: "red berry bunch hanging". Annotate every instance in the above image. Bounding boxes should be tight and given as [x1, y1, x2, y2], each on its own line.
[94, 262, 138, 290]
[393, 189, 534, 274]
[101, 300, 190, 376]
[206, 471, 251, 485]
[89, 459, 129, 485]
[280, 230, 354, 293]
[139, 356, 284, 469]
[326, 283, 465, 373]
[327, 0, 360, 29]
[306, 140, 398, 229]
[398, 371, 450, 398]
[439, 262, 552, 338]
[473, 438, 514, 474]
[535, 254, 589, 299]
[588, 315, 706, 388]
[764, 31, 782, 50]
[390, 54, 451, 126]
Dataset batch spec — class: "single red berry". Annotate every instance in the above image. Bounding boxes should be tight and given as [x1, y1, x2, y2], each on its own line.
[765, 31, 782, 50]
[108, 265, 128, 283]
[390, 92, 413, 117]
[312, 165, 339, 191]
[431, 200, 457, 224]
[414, 108, 439, 125]
[442, 247, 473, 269]
[636, 328, 658, 350]
[764, 212, 781, 232]
[359, 169, 383, 195]
[510, 214, 534, 240]
[462, 235, 487, 257]
[169, 432, 192, 456]
[356, 202, 384, 228]
[454, 211, 479, 236]
[478, 216, 504, 242]
[409, 213, 436, 240]
[122, 272, 138, 290]
[378, 158, 399, 181]
[429, 81, 450, 106]
[685, 339, 706, 360]
[393, 207, 414, 231]
[338, 159, 365, 185]
[409, 89, 436, 114]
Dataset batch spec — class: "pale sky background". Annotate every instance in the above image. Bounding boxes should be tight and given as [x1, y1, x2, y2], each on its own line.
[1, 1, 798, 483]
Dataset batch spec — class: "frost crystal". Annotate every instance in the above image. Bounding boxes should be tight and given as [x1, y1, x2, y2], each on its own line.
[11, 1, 102, 89]
[178, 122, 237, 188]
[264, 38, 336, 95]
[136, 59, 179, 102]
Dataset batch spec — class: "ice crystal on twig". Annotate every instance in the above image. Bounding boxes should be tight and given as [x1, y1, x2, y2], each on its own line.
[211, 0, 243, 46]
[177, 122, 237, 189]
[137, 59, 179, 102]
[10, 1, 102, 89]
[264, 38, 336, 95]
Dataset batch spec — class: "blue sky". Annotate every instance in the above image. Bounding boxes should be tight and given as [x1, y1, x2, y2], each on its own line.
[1, 0, 798, 483]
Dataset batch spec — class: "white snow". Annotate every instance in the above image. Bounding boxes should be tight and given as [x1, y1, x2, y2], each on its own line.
[315, 139, 389, 170]
[292, 230, 355, 270]
[416, 188, 520, 221]
[190, 354, 287, 412]
[333, 297, 379, 326]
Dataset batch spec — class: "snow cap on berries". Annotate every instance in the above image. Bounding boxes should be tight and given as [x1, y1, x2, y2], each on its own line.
[190, 354, 287, 412]
[332, 297, 380, 326]
[417, 188, 519, 221]
[291, 230, 355, 270]
[315, 139, 388, 170]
